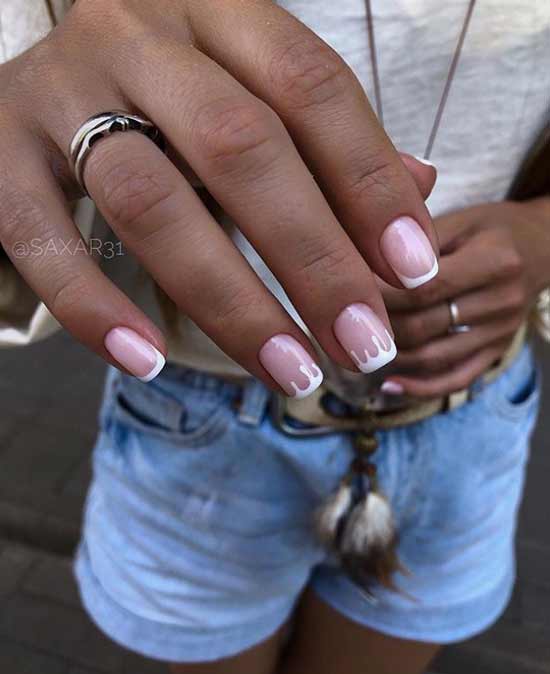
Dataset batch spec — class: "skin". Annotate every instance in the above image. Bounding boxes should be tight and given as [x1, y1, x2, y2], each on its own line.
[167, 198, 550, 674]
[0, 0, 439, 393]
[2, 3, 547, 672]
[383, 196, 550, 397]
[170, 590, 439, 674]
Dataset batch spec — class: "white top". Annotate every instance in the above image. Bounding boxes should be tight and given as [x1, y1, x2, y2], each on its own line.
[1, 0, 549, 381]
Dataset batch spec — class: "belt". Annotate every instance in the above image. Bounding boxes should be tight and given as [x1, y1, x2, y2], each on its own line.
[271, 324, 527, 437]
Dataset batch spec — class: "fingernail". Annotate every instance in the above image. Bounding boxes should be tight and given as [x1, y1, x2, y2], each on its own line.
[380, 216, 439, 289]
[333, 303, 397, 373]
[414, 155, 436, 169]
[381, 381, 405, 395]
[259, 334, 323, 399]
[105, 327, 166, 382]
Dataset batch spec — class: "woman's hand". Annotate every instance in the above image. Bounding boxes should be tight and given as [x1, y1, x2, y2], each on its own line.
[0, 0, 438, 392]
[380, 197, 550, 398]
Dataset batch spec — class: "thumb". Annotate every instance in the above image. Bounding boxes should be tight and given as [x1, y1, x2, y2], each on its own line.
[399, 153, 437, 201]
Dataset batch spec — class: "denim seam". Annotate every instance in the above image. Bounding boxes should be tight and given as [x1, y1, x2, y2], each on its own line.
[110, 403, 231, 449]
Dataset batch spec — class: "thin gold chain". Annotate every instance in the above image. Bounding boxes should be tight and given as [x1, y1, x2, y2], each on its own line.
[364, 0, 478, 160]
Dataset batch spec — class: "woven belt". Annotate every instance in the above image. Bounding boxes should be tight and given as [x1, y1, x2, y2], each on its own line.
[271, 324, 527, 437]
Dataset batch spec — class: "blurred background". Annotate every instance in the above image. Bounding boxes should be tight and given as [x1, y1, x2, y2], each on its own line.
[0, 329, 548, 674]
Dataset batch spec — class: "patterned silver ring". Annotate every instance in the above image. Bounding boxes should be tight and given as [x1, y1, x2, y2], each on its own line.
[448, 299, 472, 334]
[69, 111, 165, 195]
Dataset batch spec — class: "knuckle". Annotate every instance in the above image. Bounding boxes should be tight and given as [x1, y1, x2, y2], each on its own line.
[71, 0, 138, 42]
[211, 285, 265, 336]
[0, 185, 52, 248]
[1, 41, 58, 113]
[295, 237, 356, 281]
[93, 154, 175, 231]
[49, 269, 90, 321]
[269, 36, 353, 110]
[345, 158, 399, 205]
[498, 247, 524, 278]
[194, 98, 283, 175]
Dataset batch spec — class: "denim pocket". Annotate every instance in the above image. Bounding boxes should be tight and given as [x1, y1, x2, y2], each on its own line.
[109, 372, 233, 449]
[482, 345, 541, 422]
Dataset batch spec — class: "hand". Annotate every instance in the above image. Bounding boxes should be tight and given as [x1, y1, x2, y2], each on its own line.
[380, 197, 550, 398]
[0, 0, 438, 393]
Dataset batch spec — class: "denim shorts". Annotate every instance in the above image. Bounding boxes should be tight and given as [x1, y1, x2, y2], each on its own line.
[75, 344, 540, 663]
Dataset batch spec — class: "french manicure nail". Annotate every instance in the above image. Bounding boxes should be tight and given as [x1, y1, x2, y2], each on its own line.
[105, 327, 166, 382]
[380, 216, 439, 289]
[414, 155, 436, 169]
[259, 334, 323, 399]
[381, 381, 405, 396]
[333, 303, 397, 374]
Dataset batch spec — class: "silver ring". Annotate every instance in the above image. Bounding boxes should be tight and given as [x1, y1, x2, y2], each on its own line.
[448, 299, 472, 334]
[69, 111, 165, 195]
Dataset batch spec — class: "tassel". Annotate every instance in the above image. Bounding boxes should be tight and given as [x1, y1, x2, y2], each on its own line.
[340, 491, 395, 556]
[314, 428, 406, 594]
[339, 489, 402, 593]
[314, 480, 353, 549]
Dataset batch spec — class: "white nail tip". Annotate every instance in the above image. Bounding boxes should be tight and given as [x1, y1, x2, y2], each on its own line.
[396, 257, 439, 289]
[381, 381, 405, 395]
[414, 155, 436, 168]
[350, 331, 397, 374]
[138, 347, 166, 382]
[291, 363, 324, 399]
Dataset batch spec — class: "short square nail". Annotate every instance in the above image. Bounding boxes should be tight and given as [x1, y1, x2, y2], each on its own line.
[333, 303, 397, 373]
[414, 155, 436, 169]
[380, 216, 438, 289]
[381, 381, 405, 396]
[259, 334, 323, 399]
[105, 327, 166, 382]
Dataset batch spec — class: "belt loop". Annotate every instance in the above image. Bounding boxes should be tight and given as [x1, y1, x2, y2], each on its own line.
[238, 379, 270, 427]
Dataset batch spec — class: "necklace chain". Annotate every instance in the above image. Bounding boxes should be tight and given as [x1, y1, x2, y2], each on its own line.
[365, 0, 478, 160]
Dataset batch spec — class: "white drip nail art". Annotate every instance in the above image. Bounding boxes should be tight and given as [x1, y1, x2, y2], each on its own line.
[334, 304, 397, 374]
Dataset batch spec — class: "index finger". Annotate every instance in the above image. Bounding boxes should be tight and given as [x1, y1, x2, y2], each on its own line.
[190, 0, 439, 289]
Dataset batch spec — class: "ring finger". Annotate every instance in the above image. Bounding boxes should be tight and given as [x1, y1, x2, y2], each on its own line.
[391, 282, 525, 349]
[394, 315, 522, 375]
[114, 43, 396, 371]
[75, 128, 327, 397]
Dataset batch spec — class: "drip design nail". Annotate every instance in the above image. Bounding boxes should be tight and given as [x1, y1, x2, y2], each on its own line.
[334, 303, 397, 374]
[259, 334, 324, 399]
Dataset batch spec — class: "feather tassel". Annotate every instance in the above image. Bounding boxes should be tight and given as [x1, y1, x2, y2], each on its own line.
[340, 491, 395, 556]
[314, 481, 353, 549]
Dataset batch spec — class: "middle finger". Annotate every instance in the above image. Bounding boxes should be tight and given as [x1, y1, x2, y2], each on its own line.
[118, 43, 396, 372]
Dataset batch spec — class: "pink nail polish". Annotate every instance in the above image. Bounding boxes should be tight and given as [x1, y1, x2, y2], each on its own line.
[105, 327, 166, 382]
[259, 335, 323, 399]
[380, 216, 438, 289]
[333, 303, 397, 373]
[381, 381, 405, 396]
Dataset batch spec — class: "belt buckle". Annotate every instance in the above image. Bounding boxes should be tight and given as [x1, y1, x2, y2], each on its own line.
[270, 387, 375, 438]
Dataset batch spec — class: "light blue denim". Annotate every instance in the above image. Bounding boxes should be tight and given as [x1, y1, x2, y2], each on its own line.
[75, 344, 541, 663]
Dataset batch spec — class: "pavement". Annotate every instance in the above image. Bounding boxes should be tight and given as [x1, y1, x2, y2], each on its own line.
[0, 330, 549, 674]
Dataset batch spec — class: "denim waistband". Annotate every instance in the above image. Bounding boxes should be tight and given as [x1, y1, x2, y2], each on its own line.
[106, 365, 272, 431]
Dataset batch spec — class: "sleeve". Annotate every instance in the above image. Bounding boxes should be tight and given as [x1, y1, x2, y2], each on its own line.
[0, 198, 97, 347]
